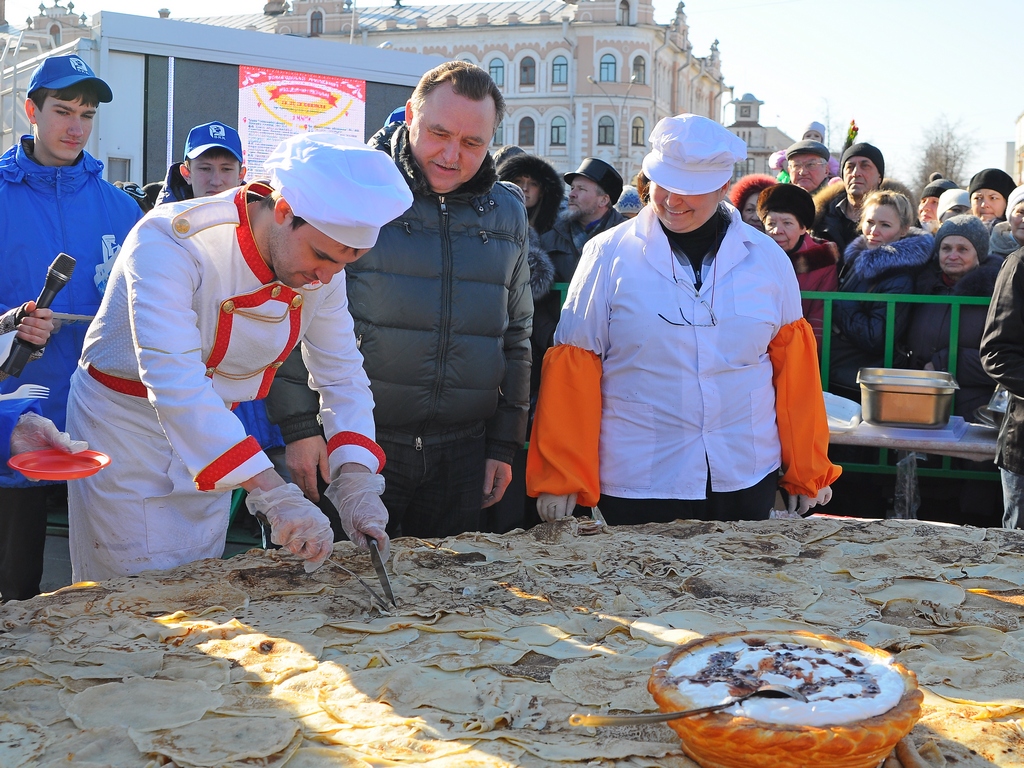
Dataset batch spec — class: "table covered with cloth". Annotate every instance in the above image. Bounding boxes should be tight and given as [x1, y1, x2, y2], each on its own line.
[1, 517, 1023, 767]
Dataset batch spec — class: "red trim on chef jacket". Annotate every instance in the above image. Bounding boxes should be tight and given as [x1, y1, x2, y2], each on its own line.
[195, 435, 262, 491]
[87, 364, 148, 398]
[205, 283, 299, 373]
[256, 303, 303, 399]
[327, 431, 387, 473]
[233, 183, 276, 284]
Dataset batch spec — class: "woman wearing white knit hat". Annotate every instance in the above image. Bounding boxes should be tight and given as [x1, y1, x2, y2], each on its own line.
[526, 114, 840, 525]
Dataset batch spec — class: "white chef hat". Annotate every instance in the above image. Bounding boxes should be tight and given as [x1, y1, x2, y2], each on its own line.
[263, 132, 413, 249]
[641, 114, 747, 196]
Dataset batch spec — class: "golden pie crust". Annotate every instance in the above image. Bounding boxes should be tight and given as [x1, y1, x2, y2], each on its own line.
[648, 630, 923, 768]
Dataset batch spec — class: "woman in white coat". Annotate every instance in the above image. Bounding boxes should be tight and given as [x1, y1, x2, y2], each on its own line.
[526, 114, 840, 526]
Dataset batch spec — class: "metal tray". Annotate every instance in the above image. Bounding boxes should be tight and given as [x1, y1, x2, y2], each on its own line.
[856, 368, 959, 429]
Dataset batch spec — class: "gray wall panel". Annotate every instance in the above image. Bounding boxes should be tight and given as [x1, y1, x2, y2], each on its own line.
[143, 58, 415, 184]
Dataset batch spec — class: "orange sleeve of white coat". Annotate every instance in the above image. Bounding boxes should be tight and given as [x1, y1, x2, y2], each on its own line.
[526, 345, 602, 507]
[768, 317, 843, 496]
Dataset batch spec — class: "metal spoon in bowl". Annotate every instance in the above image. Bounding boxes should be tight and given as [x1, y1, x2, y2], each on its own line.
[568, 684, 808, 727]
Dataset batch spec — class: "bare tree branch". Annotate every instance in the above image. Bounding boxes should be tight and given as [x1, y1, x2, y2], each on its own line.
[914, 116, 976, 196]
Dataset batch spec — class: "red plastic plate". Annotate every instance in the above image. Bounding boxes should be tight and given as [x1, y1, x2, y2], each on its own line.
[7, 449, 111, 481]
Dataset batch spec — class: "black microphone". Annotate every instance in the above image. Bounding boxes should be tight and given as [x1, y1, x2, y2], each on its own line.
[1, 253, 76, 378]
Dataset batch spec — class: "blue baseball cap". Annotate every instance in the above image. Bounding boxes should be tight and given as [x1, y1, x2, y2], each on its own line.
[384, 105, 406, 127]
[27, 54, 112, 103]
[184, 121, 243, 164]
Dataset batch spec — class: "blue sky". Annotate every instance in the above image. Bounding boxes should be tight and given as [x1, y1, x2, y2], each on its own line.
[11, 0, 1021, 183]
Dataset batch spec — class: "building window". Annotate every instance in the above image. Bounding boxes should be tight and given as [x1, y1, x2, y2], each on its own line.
[632, 56, 645, 84]
[518, 117, 535, 146]
[49, 24, 61, 45]
[493, 120, 505, 146]
[599, 54, 616, 83]
[489, 59, 505, 87]
[631, 117, 645, 146]
[551, 55, 568, 85]
[519, 57, 536, 86]
[310, 10, 323, 35]
[597, 116, 615, 145]
[550, 116, 567, 146]
[739, 105, 751, 118]
[618, 0, 629, 25]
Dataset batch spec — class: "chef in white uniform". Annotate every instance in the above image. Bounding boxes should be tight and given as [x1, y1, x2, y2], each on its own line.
[66, 133, 413, 581]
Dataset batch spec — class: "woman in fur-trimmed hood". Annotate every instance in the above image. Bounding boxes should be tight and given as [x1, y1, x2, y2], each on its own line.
[812, 177, 917, 261]
[828, 190, 934, 397]
[496, 153, 559, 302]
[497, 153, 565, 236]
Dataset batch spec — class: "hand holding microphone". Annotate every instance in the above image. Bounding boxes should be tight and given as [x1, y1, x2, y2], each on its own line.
[1, 253, 75, 378]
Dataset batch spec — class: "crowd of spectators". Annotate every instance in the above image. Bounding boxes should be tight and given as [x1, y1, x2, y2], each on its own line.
[3, 52, 1024, 602]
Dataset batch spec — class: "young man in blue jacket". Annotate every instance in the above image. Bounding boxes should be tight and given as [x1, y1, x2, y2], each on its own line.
[0, 54, 142, 601]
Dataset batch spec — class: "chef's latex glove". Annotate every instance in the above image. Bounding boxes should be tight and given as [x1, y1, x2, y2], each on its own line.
[786, 485, 833, 517]
[10, 412, 88, 456]
[537, 493, 577, 523]
[324, 471, 391, 562]
[245, 483, 334, 572]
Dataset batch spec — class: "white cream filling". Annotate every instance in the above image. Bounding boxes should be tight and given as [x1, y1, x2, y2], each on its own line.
[667, 639, 904, 726]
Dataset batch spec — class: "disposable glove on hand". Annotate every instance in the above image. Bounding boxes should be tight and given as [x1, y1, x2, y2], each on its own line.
[537, 493, 577, 523]
[11, 412, 88, 456]
[786, 485, 833, 517]
[245, 483, 334, 572]
[325, 472, 391, 562]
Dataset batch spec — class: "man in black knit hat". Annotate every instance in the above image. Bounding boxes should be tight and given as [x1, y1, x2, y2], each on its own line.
[812, 142, 884, 254]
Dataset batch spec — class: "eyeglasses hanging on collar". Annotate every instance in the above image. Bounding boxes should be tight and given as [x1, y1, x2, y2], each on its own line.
[658, 250, 718, 328]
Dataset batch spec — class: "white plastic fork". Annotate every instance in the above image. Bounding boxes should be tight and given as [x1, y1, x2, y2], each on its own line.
[0, 384, 49, 401]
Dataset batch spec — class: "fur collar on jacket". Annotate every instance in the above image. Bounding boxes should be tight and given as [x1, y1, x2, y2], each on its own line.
[916, 255, 1002, 297]
[369, 121, 498, 201]
[497, 154, 565, 235]
[527, 229, 555, 299]
[843, 228, 935, 282]
[790, 234, 839, 273]
[813, 178, 916, 222]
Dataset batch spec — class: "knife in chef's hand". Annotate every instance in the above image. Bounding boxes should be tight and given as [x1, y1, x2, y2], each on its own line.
[369, 539, 397, 606]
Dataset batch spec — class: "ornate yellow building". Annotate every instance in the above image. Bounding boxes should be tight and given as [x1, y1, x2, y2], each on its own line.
[195, 0, 728, 179]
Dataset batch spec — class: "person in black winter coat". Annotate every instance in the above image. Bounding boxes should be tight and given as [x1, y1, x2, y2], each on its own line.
[908, 215, 1003, 528]
[904, 215, 1002, 418]
[981, 243, 1024, 529]
[829, 190, 934, 398]
[492, 154, 561, 532]
[811, 143, 885, 256]
[496, 153, 560, 325]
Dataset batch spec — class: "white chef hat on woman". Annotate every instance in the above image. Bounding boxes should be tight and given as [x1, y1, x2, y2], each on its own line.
[264, 132, 413, 249]
[641, 114, 747, 196]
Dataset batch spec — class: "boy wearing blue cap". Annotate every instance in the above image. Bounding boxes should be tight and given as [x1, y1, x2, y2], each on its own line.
[157, 121, 247, 205]
[0, 53, 142, 602]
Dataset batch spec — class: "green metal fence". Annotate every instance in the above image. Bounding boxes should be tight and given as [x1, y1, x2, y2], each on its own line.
[552, 283, 998, 481]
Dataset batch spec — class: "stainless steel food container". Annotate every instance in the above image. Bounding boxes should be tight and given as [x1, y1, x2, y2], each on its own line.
[856, 368, 959, 428]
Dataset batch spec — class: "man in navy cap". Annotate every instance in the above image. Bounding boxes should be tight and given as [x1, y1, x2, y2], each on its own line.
[0, 53, 142, 602]
[157, 121, 247, 205]
[66, 133, 413, 581]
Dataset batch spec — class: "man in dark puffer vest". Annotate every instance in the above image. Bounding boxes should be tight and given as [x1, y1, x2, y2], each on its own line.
[267, 61, 532, 539]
